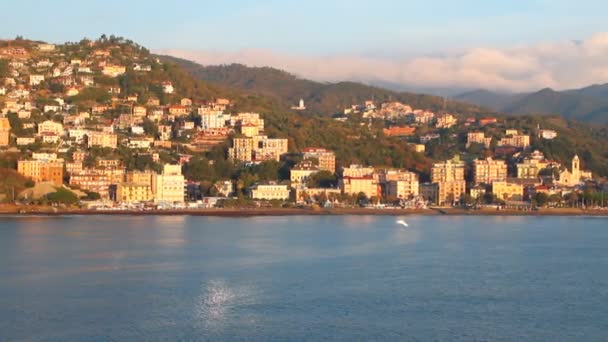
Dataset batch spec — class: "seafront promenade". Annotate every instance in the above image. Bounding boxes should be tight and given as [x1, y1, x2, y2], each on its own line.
[1, 204, 607, 217]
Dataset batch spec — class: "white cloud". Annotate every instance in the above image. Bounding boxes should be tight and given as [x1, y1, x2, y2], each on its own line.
[156, 32, 608, 92]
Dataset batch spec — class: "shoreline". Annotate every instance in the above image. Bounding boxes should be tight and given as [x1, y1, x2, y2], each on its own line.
[1, 206, 607, 217]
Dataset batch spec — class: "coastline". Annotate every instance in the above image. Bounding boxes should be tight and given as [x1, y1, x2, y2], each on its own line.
[1, 205, 607, 217]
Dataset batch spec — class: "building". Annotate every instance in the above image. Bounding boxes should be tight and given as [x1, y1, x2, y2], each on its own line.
[435, 114, 457, 129]
[168, 105, 189, 116]
[410, 144, 425, 153]
[492, 181, 524, 201]
[152, 164, 185, 203]
[466, 132, 492, 148]
[498, 130, 530, 148]
[437, 181, 466, 205]
[17, 160, 64, 185]
[228, 135, 288, 162]
[383, 126, 416, 137]
[116, 183, 153, 203]
[302, 148, 336, 173]
[557, 155, 592, 186]
[517, 155, 551, 179]
[387, 179, 419, 199]
[228, 137, 254, 162]
[240, 123, 260, 137]
[383, 170, 419, 199]
[431, 156, 466, 205]
[340, 176, 379, 198]
[230, 112, 264, 131]
[125, 171, 155, 186]
[342, 165, 375, 178]
[292, 98, 306, 111]
[37, 120, 64, 136]
[162, 82, 174, 94]
[250, 184, 290, 200]
[200, 112, 227, 129]
[16, 137, 35, 146]
[539, 129, 557, 140]
[29, 74, 45, 86]
[102, 64, 126, 77]
[473, 158, 507, 184]
[87, 132, 117, 148]
[431, 156, 465, 183]
[0, 117, 10, 146]
[290, 161, 319, 187]
[69, 171, 111, 198]
[470, 185, 487, 199]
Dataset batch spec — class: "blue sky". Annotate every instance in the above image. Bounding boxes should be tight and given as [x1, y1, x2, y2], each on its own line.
[3, 0, 607, 91]
[1, 0, 606, 55]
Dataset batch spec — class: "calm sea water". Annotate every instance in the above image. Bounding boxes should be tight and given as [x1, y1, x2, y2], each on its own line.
[1, 215, 608, 341]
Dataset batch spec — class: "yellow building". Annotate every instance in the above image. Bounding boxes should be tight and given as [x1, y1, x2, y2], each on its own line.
[125, 171, 155, 186]
[557, 155, 593, 186]
[18, 160, 64, 186]
[466, 132, 492, 148]
[87, 132, 118, 148]
[116, 183, 153, 203]
[381, 170, 419, 199]
[250, 184, 290, 200]
[228, 137, 254, 162]
[412, 144, 425, 153]
[492, 181, 524, 201]
[37, 120, 63, 136]
[518, 158, 554, 178]
[340, 176, 379, 198]
[436, 114, 457, 129]
[387, 179, 419, 199]
[437, 181, 466, 205]
[498, 130, 530, 148]
[302, 148, 336, 173]
[431, 156, 465, 183]
[228, 135, 288, 162]
[290, 161, 319, 187]
[240, 123, 260, 137]
[102, 64, 126, 77]
[473, 157, 507, 184]
[0, 117, 10, 146]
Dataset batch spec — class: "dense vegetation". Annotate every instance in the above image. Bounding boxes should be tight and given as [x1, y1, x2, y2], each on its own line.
[156, 58, 492, 118]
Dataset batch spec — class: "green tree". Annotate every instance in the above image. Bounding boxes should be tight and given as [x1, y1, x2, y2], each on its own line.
[46, 188, 79, 205]
[306, 171, 337, 188]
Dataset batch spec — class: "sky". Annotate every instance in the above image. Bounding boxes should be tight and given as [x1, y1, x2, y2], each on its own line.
[2, 0, 608, 92]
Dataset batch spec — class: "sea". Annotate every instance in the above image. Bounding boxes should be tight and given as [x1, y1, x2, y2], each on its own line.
[1, 215, 607, 341]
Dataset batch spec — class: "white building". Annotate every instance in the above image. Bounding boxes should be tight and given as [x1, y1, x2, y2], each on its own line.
[250, 184, 290, 200]
[29, 75, 45, 86]
[153, 164, 185, 203]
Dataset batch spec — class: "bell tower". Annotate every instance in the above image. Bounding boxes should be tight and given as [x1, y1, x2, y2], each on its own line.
[572, 154, 580, 181]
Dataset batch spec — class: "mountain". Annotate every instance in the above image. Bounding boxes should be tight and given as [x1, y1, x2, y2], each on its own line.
[455, 86, 608, 124]
[156, 56, 493, 118]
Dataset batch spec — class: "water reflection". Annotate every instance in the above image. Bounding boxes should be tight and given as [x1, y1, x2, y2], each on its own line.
[194, 279, 257, 332]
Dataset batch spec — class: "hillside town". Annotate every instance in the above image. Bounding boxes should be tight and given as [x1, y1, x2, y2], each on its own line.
[0, 37, 606, 212]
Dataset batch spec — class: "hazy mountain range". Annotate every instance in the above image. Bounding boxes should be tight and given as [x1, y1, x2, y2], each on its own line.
[454, 85, 608, 124]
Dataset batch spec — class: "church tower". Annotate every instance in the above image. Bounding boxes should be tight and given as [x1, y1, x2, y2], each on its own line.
[572, 154, 580, 182]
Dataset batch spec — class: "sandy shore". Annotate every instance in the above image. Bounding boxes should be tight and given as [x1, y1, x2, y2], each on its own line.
[1, 205, 607, 217]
